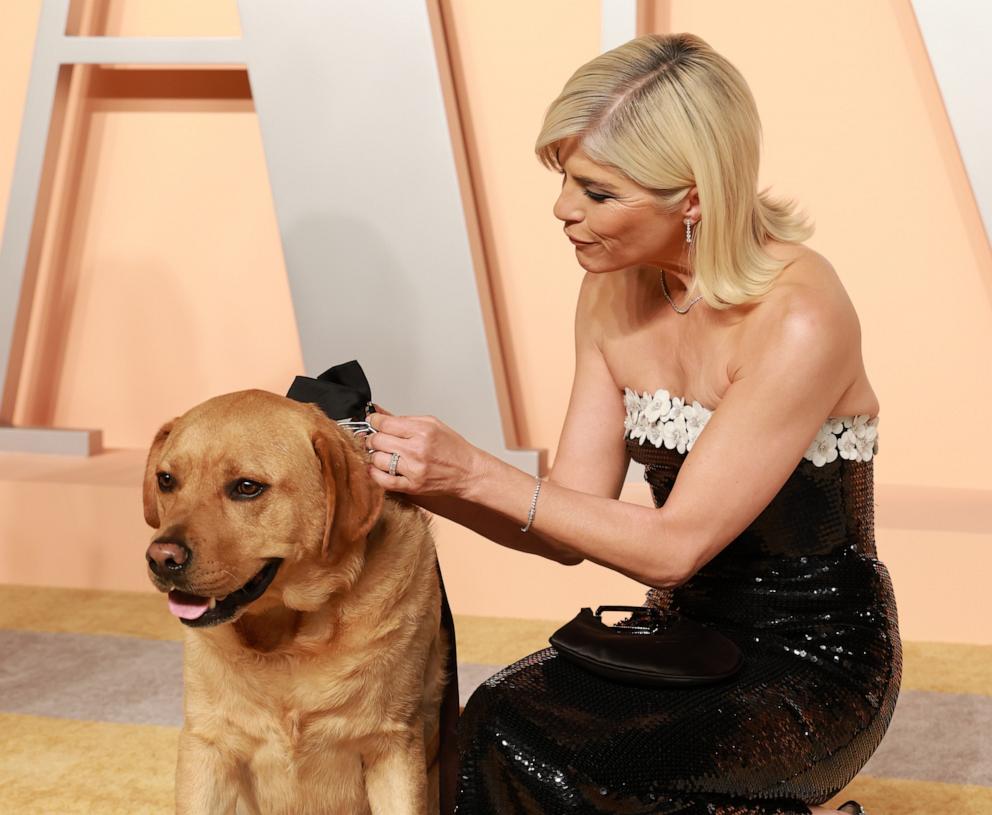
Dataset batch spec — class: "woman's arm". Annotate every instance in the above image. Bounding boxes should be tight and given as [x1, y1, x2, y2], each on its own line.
[375, 412, 696, 589]
[457, 458, 693, 589]
[369, 410, 584, 565]
[449, 289, 862, 590]
[369, 282, 862, 591]
[403, 491, 584, 565]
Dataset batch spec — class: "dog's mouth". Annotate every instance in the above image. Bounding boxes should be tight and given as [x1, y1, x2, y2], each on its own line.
[167, 558, 283, 628]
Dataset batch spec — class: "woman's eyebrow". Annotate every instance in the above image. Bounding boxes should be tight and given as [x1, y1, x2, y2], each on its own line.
[572, 174, 621, 194]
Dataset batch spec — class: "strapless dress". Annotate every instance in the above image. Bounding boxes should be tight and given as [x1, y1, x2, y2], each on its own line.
[454, 386, 902, 814]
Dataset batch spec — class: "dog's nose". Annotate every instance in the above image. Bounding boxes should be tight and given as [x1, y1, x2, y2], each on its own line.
[146, 540, 191, 575]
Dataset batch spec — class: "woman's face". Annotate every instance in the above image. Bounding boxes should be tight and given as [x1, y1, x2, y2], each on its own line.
[552, 138, 697, 276]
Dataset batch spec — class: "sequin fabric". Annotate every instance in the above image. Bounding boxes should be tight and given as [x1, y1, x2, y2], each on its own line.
[455, 413, 902, 815]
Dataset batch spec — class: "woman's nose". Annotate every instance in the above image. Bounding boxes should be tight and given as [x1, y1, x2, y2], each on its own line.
[553, 188, 583, 224]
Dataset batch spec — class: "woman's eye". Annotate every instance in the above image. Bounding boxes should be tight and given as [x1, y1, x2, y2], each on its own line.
[157, 472, 174, 491]
[584, 190, 611, 202]
[233, 480, 266, 499]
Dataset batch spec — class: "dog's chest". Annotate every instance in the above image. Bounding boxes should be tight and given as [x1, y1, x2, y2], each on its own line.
[201, 650, 411, 753]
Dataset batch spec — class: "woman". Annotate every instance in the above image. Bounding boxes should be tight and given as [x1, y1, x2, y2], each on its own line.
[363, 33, 900, 815]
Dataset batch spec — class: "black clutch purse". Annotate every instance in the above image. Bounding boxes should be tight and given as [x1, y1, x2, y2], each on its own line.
[549, 605, 743, 687]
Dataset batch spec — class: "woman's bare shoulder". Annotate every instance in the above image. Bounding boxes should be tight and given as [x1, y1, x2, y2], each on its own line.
[758, 242, 856, 315]
[734, 243, 861, 373]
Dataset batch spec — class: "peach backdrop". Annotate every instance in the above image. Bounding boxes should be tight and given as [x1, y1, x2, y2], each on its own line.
[0, 0, 989, 643]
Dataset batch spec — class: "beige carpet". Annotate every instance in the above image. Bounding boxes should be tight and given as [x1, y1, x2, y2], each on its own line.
[1, 584, 989, 814]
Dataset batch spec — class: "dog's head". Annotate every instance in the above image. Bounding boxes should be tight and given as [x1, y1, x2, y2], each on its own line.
[142, 389, 384, 628]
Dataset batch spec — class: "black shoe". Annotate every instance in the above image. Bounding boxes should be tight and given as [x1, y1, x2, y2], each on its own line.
[838, 802, 866, 815]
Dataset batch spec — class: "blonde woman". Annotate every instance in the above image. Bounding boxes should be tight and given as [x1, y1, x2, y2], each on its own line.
[364, 33, 900, 815]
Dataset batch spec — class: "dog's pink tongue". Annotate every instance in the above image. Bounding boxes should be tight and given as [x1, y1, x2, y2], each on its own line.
[168, 590, 210, 620]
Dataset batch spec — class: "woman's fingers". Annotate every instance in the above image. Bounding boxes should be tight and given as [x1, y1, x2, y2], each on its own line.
[366, 412, 417, 439]
[364, 423, 413, 456]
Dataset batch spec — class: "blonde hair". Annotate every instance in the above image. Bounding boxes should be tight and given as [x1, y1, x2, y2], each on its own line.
[536, 33, 814, 309]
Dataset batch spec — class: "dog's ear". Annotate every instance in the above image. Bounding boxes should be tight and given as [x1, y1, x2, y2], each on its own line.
[142, 419, 176, 529]
[312, 422, 384, 558]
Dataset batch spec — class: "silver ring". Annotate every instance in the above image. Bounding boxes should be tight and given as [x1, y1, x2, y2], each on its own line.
[388, 452, 400, 477]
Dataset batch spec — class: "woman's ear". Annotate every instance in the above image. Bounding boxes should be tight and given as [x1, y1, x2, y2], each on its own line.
[142, 419, 176, 528]
[312, 420, 384, 559]
[685, 185, 701, 222]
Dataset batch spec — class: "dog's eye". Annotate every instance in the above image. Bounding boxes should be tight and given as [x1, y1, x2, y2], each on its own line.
[157, 472, 175, 491]
[233, 480, 266, 499]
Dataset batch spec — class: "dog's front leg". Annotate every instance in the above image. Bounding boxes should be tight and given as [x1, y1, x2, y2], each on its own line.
[175, 727, 240, 815]
[363, 728, 429, 815]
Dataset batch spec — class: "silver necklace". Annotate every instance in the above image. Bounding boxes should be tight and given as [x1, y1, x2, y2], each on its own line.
[660, 269, 703, 314]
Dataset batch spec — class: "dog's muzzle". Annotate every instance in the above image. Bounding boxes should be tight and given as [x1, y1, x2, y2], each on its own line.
[165, 558, 283, 628]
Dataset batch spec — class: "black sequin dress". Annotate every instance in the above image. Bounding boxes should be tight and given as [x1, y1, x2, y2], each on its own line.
[455, 390, 901, 814]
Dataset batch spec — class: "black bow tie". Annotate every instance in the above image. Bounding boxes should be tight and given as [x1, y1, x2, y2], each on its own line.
[285, 359, 374, 423]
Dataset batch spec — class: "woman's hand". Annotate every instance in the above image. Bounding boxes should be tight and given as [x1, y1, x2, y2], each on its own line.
[363, 405, 485, 499]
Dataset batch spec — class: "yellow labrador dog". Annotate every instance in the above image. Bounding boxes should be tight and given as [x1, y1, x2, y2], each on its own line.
[142, 389, 451, 815]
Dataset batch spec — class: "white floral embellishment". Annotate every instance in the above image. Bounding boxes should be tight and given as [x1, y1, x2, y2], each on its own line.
[805, 426, 839, 467]
[642, 388, 673, 423]
[622, 387, 879, 466]
[833, 414, 879, 462]
[623, 387, 640, 414]
[797, 414, 880, 464]
[682, 401, 711, 451]
[622, 388, 712, 454]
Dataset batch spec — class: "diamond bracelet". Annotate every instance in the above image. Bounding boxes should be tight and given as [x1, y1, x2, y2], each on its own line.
[520, 475, 542, 533]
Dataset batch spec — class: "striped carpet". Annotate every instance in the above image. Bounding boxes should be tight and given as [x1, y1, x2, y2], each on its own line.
[1, 585, 989, 814]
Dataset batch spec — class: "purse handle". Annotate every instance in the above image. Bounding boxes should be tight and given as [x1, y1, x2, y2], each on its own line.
[594, 605, 656, 616]
[593, 605, 678, 634]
